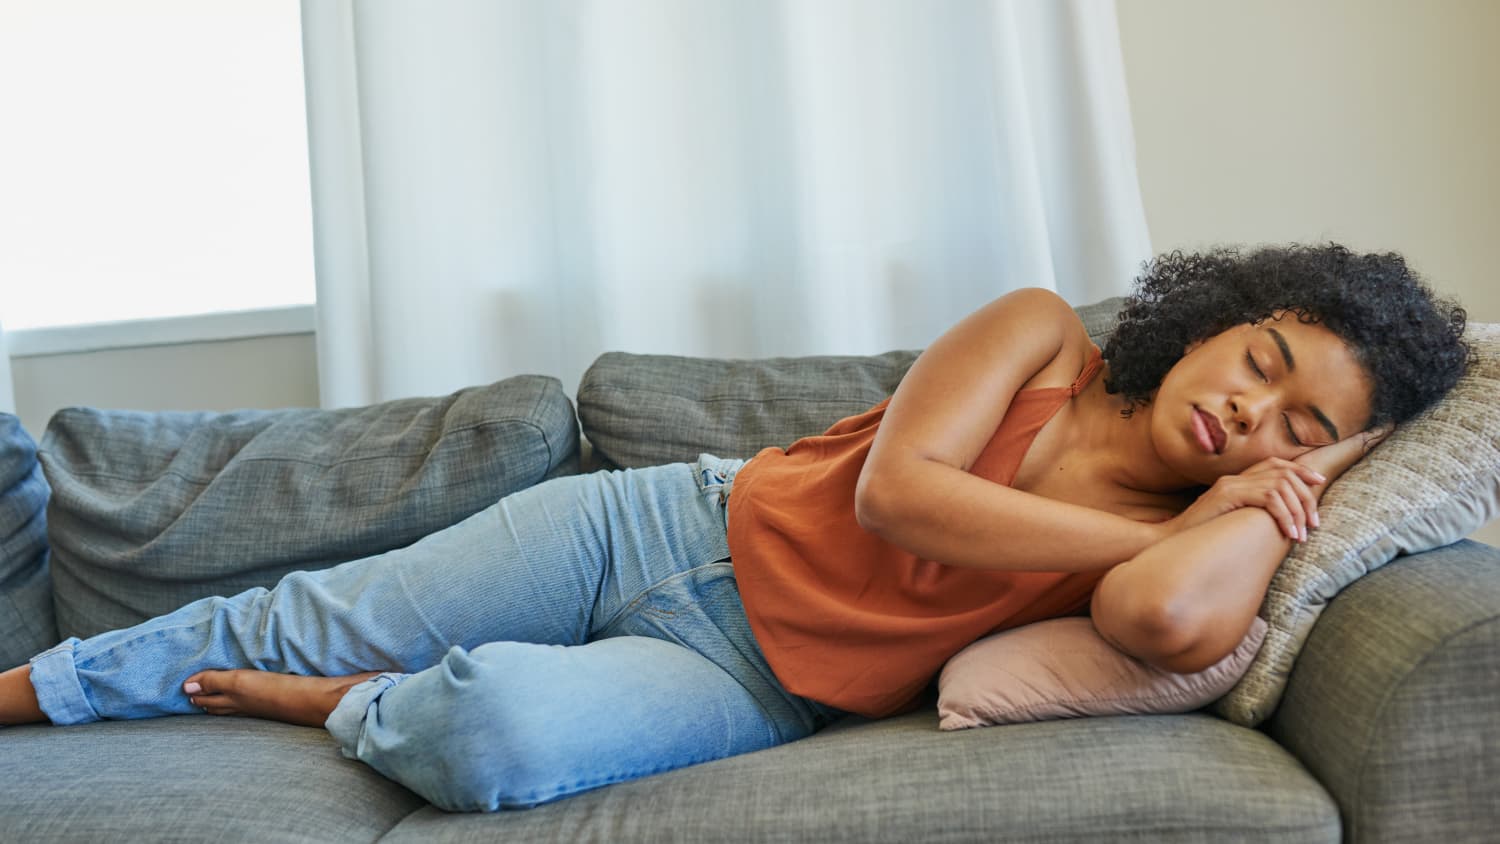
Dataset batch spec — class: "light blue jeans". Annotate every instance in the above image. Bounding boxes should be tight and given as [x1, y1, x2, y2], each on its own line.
[28, 455, 840, 811]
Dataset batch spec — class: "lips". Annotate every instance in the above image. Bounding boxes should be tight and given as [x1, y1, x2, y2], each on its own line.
[1192, 407, 1227, 455]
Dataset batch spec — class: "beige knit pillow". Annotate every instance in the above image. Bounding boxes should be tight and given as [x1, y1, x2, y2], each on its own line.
[1215, 323, 1500, 726]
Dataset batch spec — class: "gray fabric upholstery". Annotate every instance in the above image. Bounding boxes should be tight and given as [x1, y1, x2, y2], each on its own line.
[0, 716, 425, 843]
[1266, 540, 1500, 843]
[0, 414, 56, 670]
[578, 297, 1123, 469]
[379, 709, 1337, 843]
[38, 376, 579, 639]
[580, 348, 918, 468]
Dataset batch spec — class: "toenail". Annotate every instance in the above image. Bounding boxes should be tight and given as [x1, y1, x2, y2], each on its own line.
[184, 681, 202, 694]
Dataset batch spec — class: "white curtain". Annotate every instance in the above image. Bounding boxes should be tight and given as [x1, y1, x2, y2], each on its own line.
[301, 0, 1152, 407]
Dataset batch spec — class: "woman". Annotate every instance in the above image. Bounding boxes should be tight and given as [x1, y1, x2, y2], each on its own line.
[0, 243, 1470, 811]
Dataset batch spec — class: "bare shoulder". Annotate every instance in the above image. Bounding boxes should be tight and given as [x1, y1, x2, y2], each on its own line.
[869, 287, 1098, 474]
[1007, 289, 1097, 393]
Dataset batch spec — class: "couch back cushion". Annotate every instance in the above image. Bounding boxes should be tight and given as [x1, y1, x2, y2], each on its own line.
[39, 376, 579, 640]
[0, 415, 57, 669]
[579, 298, 1124, 469]
[578, 300, 1500, 727]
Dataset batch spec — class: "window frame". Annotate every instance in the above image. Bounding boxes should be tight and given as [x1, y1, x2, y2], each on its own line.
[5, 305, 315, 359]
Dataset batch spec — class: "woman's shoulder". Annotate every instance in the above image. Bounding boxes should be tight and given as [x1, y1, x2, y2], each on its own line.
[1006, 289, 1099, 394]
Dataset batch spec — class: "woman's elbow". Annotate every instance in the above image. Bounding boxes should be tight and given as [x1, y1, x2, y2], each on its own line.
[1101, 605, 1228, 674]
[1092, 581, 1200, 668]
[853, 469, 888, 534]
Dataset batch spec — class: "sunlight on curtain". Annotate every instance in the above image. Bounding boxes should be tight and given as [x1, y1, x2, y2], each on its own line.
[303, 0, 1151, 407]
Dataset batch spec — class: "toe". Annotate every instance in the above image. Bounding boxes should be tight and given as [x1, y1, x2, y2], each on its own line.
[183, 671, 211, 695]
[199, 701, 238, 716]
[186, 669, 238, 696]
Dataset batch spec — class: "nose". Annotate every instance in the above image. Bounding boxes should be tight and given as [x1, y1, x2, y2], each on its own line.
[1229, 389, 1277, 433]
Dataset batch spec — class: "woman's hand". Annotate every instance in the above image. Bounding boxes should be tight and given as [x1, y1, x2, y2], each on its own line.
[1159, 426, 1394, 544]
[1161, 458, 1327, 543]
[1294, 425, 1393, 482]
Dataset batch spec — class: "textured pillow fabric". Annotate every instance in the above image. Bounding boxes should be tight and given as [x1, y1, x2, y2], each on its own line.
[0, 415, 58, 669]
[1215, 322, 1500, 725]
[39, 376, 579, 640]
[578, 297, 1125, 469]
[938, 616, 1268, 729]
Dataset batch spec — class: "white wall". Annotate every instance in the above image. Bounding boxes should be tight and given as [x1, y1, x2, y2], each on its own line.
[1117, 0, 1500, 545]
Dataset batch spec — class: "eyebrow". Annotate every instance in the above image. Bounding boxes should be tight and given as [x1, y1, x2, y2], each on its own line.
[1268, 327, 1295, 372]
[1310, 407, 1339, 442]
[1268, 326, 1340, 441]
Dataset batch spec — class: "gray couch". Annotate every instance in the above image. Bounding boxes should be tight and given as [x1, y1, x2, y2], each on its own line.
[2, 303, 1496, 842]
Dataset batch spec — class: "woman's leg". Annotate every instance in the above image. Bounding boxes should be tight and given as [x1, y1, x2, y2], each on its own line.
[326, 636, 806, 812]
[0, 666, 42, 723]
[318, 522, 833, 812]
[22, 461, 739, 725]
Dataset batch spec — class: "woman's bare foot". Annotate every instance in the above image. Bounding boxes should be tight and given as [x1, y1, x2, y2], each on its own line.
[183, 670, 383, 728]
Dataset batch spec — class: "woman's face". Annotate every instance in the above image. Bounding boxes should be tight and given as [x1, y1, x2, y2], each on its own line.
[1149, 313, 1375, 485]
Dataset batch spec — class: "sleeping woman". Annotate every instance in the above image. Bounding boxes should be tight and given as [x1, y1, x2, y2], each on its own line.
[0, 242, 1470, 812]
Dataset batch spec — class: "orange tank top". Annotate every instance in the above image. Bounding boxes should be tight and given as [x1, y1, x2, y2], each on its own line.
[727, 345, 1107, 718]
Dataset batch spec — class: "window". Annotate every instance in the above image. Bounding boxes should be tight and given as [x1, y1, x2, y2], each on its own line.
[0, 0, 314, 333]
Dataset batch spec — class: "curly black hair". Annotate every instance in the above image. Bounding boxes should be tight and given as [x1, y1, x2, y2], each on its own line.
[1102, 243, 1470, 429]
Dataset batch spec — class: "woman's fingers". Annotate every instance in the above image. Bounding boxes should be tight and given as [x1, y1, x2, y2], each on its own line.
[1287, 472, 1320, 532]
[1173, 457, 1327, 539]
[1267, 481, 1308, 541]
[1240, 460, 1319, 540]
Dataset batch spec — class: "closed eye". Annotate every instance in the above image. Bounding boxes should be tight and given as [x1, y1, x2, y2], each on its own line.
[1245, 349, 1267, 381]
[1282, 414, 1306, 447]
[1250, 349, 1306, 446]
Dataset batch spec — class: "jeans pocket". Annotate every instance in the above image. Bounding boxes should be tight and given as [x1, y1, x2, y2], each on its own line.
[694, 454, 746, 521]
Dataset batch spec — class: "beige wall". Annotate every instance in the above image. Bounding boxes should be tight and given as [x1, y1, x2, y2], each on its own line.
[11, 334, 319, 437]
[1117, 0, 1500, 545]
[1118, 0, 1499, 321]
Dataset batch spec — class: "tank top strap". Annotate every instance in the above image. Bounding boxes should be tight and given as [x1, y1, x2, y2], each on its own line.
[1068, 344, 1105, 397]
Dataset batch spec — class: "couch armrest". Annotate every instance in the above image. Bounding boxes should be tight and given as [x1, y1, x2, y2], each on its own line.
[1265, 539, 1500, 843]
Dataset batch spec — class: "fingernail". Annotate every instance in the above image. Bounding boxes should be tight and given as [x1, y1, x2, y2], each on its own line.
[1301, 526, 1308, 542]
[1312, 512, 1320, 528]
[1312, 472, 1327, 483]
[183, 682, 202, 694]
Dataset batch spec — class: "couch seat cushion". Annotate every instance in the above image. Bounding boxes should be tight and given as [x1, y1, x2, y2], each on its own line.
[0, 716, 425, 843]
[378, 710, 1338, 843]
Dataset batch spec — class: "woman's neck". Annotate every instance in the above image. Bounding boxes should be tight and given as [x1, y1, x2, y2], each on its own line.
[1071, 371, 1199, 495]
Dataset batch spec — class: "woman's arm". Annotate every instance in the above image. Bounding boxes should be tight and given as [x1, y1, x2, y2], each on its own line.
[855, 288, 1164, 573]
[1091, 431, 1386, 673]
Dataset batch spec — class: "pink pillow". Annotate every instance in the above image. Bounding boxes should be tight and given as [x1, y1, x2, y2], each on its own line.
[937, 615, 1268, 730]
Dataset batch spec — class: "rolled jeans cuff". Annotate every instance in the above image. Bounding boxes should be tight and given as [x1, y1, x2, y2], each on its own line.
[28, 637, 99, 726]
[325, 671, 409, 758]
